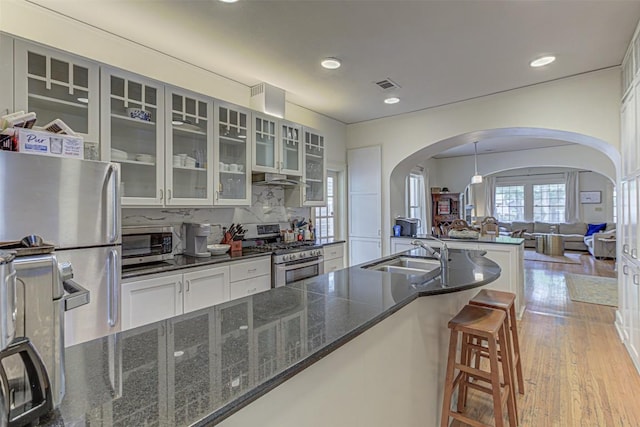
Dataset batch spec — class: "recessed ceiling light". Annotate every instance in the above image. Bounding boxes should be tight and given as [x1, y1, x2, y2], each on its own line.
[321, 58, 341, 70]
[384, 97, 400, 104]
[530, 55, 556, 68]
[219, 0, 238, 3]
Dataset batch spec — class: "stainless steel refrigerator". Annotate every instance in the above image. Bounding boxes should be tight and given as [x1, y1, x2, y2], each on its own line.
[0, 151, 121, 346]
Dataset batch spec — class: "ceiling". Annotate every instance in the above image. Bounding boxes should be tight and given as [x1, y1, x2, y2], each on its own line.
[432, 137, 576, 158]
[31, 0, 640, 126]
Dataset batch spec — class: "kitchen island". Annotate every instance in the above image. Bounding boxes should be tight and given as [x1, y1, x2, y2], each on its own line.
[392, 235, 525, 317]
[42, 247, 500, 427]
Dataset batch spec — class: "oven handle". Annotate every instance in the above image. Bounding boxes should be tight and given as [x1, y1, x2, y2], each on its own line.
[277, 256, 324, 270]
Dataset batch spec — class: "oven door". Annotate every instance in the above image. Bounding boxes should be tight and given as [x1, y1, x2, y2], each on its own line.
[274, 256, 324, 287]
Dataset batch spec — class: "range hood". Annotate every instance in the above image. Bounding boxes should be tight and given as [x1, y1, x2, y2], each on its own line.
[252, 172, 301, 187]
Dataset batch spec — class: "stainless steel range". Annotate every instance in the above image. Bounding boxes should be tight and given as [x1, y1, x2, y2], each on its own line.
[243, 224, 324, 287]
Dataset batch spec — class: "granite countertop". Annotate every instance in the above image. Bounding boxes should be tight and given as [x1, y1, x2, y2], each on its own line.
[122, 240, 347, 280]
[393, 235, 525, 245]
[41, 247, 499, 427]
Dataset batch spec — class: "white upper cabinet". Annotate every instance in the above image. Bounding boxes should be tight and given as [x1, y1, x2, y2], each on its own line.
[252, 113, 303, 176]
[13, 39, 100, 150]
[303, 128, 326, 205]
[280, 121, 303, 176]
[621, 88, 636, 179]
[214, 102, 251, 206]
[284, 127, 327, 207]
[165, 87, 214, 206]
[101, 67, 165, 206]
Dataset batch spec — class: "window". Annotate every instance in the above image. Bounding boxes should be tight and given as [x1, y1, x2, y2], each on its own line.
[494, 185, 525, 221]
[314, 173, 335, 242]
[533, 184, 565, 222]
[407, 171, 426, 233]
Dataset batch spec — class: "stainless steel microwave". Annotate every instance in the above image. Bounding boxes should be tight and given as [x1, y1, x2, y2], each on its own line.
[122, 226, 174, 266]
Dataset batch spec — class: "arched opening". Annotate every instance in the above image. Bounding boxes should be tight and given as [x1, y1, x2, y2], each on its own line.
[389, 127, 619, 236]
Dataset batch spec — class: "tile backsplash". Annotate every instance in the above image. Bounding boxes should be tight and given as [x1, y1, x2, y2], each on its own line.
[122, 185, 310, 253]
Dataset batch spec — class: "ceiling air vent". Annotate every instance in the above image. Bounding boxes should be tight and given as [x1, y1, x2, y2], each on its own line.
[374, 78, 401, 91]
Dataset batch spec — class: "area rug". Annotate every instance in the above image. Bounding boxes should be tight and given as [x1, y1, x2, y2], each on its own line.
[524, 250, 581, 264]
[565, 273, 618, 307]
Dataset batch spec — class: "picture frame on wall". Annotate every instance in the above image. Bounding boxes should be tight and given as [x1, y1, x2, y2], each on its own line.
[580, 191, 601, 204]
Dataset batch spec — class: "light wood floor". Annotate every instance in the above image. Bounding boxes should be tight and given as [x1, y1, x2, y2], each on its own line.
[451, 250, 640, 427]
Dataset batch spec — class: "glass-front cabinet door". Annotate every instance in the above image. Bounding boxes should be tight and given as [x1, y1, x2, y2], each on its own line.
[214, 102, 251, 206]
[280, 121, 303, 176]
[165, 88, 213, 205]
[303, 128, 326, 205]
[101, 68, 164, 206]
[14, 40, 100, 157]
[252, 113, 277, 173]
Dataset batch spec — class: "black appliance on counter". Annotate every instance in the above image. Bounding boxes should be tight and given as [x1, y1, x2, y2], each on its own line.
[395, 217, 421, 237]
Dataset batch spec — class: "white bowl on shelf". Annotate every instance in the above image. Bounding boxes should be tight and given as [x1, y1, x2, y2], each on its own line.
[135, 154, 154, 163]
[207, 244, 230, 256]
[110, 148, 128, 161]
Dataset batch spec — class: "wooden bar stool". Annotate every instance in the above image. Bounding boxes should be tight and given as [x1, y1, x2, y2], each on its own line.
[441, 304, 517, 427]
[469, 289, 525, 396]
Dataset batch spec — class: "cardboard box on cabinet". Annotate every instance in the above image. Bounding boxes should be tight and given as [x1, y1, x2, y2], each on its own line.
[16, 128, 83, 159]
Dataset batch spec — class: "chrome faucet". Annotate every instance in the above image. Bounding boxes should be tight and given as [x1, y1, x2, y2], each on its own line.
[411, 237, 449, 285]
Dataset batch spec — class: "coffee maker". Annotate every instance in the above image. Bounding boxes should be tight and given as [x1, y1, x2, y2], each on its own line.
[0, 250, 53, 427]
[183, 223, 211, 257]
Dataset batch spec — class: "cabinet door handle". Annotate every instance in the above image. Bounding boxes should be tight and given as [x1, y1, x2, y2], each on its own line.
[634, 274, 639, 286]
[632, 248, 637, 259]
[248, 268, 257, 273]
[186, 279, 190, 292]
[623, 264, 629, 275]
[178, 281, 183, 293]
[247, 288, 257, 294]
[167, 189, 172, 200]
[215, 190, 219, 201]
[160, 189, 164, 201]
[623, 244, 630, 254]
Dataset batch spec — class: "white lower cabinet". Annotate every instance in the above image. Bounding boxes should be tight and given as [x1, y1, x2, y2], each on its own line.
[122, 257, 271, 331]
[323, 242, 345, 273]
[122, 265, 230, 331]
[229, 257, 271, 299]
[183, 265, 229, 313]
[122, 273, 183, 330]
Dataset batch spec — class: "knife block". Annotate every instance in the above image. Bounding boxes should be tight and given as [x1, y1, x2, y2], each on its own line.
[229, 240, 242, 253]
[221, 233, 243, 253]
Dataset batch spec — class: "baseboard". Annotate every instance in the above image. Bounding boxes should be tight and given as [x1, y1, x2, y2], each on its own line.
[623, 340, 640, 375]
[614, 310, 626, 341]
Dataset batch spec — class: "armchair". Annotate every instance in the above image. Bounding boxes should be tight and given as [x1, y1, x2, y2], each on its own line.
[584, 229, 616, 258]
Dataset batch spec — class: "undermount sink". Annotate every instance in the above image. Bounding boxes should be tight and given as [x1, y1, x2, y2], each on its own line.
[363, 256, 441, 284]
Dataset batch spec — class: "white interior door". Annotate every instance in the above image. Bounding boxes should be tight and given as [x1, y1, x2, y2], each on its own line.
[348, 146, 381, 265]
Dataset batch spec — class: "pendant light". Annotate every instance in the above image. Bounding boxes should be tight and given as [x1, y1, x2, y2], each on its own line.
[471, 141, 483, 184]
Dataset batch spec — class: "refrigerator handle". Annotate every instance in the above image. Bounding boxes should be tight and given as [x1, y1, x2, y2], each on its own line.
[107, 249, 119, 327]
[106, 164, 120, 243]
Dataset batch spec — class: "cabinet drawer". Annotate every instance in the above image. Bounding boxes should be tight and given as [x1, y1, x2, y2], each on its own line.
[230, 257, 271, 282]
[229, 275, 271, 299]
[324, 243, 344, 260]
[324, 257, 344, 273]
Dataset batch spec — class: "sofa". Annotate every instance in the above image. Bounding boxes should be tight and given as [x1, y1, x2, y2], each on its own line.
[497, 220, 616, 252]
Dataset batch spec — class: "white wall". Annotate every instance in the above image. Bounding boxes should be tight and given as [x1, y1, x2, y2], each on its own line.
[429, 145, 615, 194]
[0, 0, 347, 166]
[347, 69, 621, 253]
